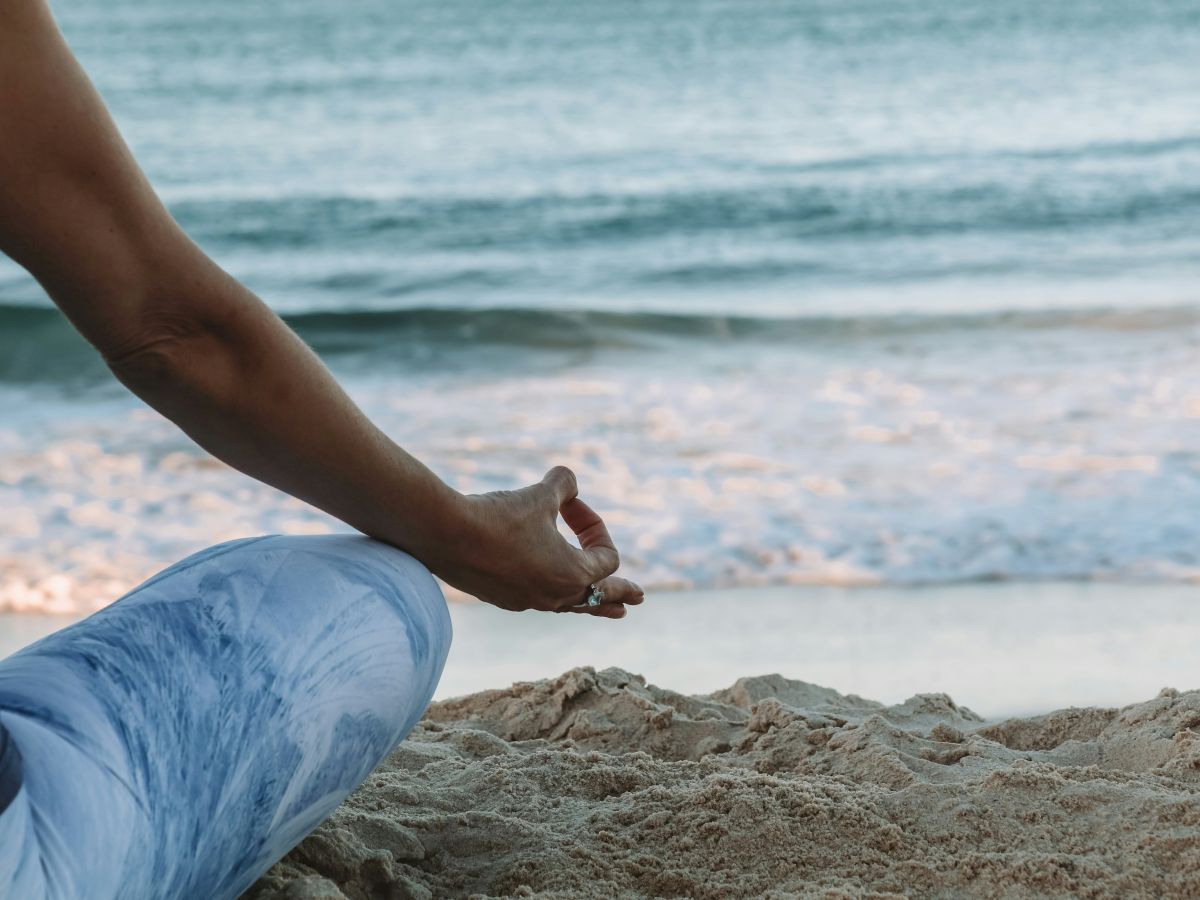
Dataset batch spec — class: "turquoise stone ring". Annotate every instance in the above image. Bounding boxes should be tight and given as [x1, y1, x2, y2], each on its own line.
[579, 583, 605, 608]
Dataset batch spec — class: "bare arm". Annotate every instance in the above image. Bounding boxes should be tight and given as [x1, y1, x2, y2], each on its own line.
[0, 0, 642, 617]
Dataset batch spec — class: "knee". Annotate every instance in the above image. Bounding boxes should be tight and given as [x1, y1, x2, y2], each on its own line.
[119, 532, 452, 685]
[245, 535, 452, 747]
[263, 534, 451, 650]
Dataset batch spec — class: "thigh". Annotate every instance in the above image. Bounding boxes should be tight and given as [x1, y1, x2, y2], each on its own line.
[0, 534, 452, 900]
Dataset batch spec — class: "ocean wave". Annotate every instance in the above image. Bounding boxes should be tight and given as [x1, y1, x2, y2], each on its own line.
[5, 301, 1200, 385]
[6, 308, 1200, 612]
[167, 176, 1200, 254]
[7, 0, 1200, 613]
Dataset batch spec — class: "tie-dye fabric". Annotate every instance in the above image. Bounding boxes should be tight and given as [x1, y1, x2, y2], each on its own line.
[0, 724, 19, 815]
[0, 534, 452, 900]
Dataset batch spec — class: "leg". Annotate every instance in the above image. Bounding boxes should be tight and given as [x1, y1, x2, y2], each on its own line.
[0, 534, 452, 900]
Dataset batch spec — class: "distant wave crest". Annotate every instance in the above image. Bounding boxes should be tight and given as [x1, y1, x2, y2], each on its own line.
[6, 301, 1200, 384]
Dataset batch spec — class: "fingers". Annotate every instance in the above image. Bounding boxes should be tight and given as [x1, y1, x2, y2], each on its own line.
[540, 464, 624, 601]
[565, 601, 629, 620]
[560, 576, 645, 619]
[597, 575, 645, 606]
[560, 496, 619, 580]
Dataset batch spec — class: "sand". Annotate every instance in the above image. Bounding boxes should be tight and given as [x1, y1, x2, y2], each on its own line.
[245, 667, 1200, 899]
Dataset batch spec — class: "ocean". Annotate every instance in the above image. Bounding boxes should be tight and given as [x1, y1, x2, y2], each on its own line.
[3, 0, 1200, 613]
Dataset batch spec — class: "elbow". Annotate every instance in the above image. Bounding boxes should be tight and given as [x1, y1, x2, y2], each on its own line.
[99, 294, 204, 390]
[102, 304, 236, 405]
[100, 276, 275, 409]
[99, 268, 248, 394]
[103, 330, 193, 394]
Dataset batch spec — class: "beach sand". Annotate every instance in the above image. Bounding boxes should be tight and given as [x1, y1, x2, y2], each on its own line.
[6, 584, 1200, 897]
[245, 665, 1200, 900]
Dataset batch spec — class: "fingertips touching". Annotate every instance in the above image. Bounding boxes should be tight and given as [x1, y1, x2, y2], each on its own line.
[566, 601, 628, 619]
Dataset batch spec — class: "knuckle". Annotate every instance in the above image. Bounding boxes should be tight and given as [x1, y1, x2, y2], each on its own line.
[531, 482, 557, 508]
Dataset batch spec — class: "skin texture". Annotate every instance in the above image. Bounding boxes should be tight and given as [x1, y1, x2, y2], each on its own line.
[0, 0, 644, 619]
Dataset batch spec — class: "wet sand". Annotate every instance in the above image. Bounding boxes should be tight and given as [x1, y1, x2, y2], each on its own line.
[5, 580, 1200, 716]
[436, 580, 1200, 717]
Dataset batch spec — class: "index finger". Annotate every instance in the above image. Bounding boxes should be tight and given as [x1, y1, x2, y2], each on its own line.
[560, 496, 619, 579]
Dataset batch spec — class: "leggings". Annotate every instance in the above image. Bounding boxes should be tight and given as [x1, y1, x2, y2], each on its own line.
[0, 534, 452, 900]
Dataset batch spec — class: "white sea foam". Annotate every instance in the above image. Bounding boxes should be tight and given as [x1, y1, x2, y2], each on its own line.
[5, 314, 1200, 614]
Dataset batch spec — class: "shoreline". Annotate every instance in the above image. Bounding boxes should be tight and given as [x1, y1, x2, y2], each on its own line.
[5, 578, 1200, 719]
[437, 579, 1200, 720]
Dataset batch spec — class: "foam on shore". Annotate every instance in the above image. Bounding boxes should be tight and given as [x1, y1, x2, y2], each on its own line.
[246, 667, 1200, 899]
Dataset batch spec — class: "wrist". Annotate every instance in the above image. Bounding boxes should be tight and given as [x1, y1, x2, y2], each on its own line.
[384, 473, 471, 566]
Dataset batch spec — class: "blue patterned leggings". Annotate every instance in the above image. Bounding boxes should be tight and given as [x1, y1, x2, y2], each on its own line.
[0, 534, 452, 900]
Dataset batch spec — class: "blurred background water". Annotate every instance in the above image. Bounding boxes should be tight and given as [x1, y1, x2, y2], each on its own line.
[3, 0, 1200, 612]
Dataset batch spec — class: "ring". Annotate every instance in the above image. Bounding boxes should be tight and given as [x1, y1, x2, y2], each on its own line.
[575, 583, 605, 608]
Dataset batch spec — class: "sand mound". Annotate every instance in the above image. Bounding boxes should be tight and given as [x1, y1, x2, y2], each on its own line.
[245, 668, 1200, 899]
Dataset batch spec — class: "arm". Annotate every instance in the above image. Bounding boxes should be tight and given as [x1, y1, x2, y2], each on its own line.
[0, 0, 642, 617]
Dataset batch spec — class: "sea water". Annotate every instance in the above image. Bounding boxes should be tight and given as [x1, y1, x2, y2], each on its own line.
[3, 0, 1200, 612]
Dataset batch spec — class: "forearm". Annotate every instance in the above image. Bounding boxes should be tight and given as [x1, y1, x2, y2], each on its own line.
[106, 237, 466, 564]
[0, 0, 476, 569]
[0, 0, 639, 618]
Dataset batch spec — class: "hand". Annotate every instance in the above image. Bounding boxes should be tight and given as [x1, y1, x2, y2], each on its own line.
[422, 466, 644, 619]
